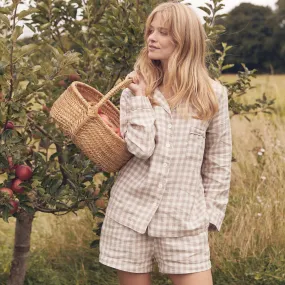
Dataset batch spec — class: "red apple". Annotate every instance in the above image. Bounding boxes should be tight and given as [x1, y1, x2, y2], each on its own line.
[57, 80, 67, 87]
[6, 121, 14, 130]
[7, 156, 14, 169]
[6, 156, 19, 170]
[114, 127, 119, 134]
[0, 187, 13, 198]
[99, 114, 114, 128]
[95, 198, 106, 209]
[42, 105, 50, 112]
[68, 73, 80, 81]
[11, 179, 24, 194]
[32, 132, 41, 140]
[9, 200, 19, 214]
[15, 165, 33, 180]
[91, 188, 101, 197]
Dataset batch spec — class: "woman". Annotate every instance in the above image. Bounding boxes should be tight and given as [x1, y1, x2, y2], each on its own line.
[99, 2, 232, 285]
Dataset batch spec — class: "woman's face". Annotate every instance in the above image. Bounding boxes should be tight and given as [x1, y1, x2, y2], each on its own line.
[147, 13, 176, 67]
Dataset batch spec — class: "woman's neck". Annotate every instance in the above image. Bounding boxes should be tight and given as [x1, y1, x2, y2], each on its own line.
[158, 84, 173, 100]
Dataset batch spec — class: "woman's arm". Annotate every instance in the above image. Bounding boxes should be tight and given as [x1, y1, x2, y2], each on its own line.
[120, 88, 156, 160]
[201, 85, 232, 231]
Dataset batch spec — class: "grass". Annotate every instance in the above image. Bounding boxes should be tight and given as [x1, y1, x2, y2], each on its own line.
[1, 74, 285, 284]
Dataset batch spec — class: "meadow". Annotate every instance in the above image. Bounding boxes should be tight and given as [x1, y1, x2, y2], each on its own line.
[0, 74, 284, 284]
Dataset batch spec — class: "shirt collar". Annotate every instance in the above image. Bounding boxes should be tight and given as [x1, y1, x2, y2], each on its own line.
[154, 88, 172, 115]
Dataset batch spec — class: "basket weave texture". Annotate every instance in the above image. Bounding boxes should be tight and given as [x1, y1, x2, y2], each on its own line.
[50, 79, 133, 172]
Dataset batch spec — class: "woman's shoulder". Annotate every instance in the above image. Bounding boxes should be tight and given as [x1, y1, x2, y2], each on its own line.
[208, 77, 228, 103]
[209, 78, 225, 93]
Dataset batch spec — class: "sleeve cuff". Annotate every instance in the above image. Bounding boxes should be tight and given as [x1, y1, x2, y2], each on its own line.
[129, 95, 153, 111]
[208, 213, 225, 232]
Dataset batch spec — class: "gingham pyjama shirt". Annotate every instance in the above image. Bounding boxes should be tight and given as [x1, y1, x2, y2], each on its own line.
[105, 80, 232, 237]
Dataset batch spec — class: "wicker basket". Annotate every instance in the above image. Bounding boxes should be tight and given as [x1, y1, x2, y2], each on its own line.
[50, 78, 134, 172]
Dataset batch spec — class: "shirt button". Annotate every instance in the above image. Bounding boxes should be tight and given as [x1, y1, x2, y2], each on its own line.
[163, 162, 168, 167]
[159, 183, 163, 188]
[168, 124, 172, 129]
[166, 143, 171, 148]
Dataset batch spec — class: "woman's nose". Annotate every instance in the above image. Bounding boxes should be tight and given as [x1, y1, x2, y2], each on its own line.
[148, 31, 157, 42]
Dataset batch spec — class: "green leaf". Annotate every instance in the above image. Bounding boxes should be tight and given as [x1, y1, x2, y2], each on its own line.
[205, 3, 213, 10]
[0, 61, 8, 75]
[198, 6, 211, 15]
[90, 239, 100, 248]
[24, 23, 36, 33]
[0, 14, 10, 27]
[20, 204, 35, 214]
[37, 2, 50, 13]
[11, 26, 24, 42]
[16, 44, 38, 60]
[46, 43, 60, 56]
[95, 211, 105, 218]
[222, 64, 235, 71]
[39, 22, 51, 31]
[214, 4, 225, 13]
[0, 8, 11, 15]
[2, 208, 10, 222]
[17, 8, 40, 21]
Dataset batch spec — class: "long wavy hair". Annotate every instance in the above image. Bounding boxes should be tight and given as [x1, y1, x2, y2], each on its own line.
[134, 1, 219, 121]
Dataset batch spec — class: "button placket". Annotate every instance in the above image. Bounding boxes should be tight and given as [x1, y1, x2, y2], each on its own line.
[164, 120, 172, 174]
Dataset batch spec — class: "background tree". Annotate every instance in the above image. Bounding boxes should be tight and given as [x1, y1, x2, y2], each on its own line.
[272, 0, 285, 72]
[217, 3, 275, 73]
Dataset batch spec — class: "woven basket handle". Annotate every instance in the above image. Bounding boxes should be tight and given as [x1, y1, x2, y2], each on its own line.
[89, 77, 133, 116]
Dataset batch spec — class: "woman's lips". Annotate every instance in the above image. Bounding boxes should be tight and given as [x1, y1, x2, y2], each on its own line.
[148, 46, 159, 51]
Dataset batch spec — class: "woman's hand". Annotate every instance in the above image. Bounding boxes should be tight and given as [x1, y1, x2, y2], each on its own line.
[126, 71, 146, 96]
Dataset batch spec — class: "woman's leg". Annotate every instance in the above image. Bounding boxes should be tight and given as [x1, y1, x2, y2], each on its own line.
[117, 270, 152, 285]
[167, 269, 213, 285]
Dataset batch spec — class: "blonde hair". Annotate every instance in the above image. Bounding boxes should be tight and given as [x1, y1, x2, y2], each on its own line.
[134, 1, 219, 120]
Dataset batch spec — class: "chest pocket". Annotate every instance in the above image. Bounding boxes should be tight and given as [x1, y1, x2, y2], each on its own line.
[186, 127, 206, 162]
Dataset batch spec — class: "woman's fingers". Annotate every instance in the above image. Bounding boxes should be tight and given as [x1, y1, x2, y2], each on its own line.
[126, 71, 146, 96]
[127, 71, 139, 84]
[127, 71, 136, 79]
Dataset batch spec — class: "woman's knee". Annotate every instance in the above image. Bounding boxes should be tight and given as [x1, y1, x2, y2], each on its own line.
[117, 270, 152, 285]
[167, 269, 213, 285]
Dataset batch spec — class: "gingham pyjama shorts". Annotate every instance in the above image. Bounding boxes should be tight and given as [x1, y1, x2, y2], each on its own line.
[99, 215, 211, 274]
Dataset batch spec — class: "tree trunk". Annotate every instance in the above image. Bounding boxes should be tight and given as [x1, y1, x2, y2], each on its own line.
[7, 211, 34, 285]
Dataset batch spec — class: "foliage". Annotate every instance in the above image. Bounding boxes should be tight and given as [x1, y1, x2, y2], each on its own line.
[0, 1, 109, 223]
[218, 2, 285, 73]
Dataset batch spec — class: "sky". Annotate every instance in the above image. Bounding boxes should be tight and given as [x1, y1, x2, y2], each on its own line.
[188, 0, 276, 19]
[17, 0, 277, 38]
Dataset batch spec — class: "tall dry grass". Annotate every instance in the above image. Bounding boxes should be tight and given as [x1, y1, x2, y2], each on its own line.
[210, 75, 285, 266]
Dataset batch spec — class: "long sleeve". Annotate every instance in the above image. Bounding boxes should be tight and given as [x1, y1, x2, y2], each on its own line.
[201, 85, 232, 231]
[119, 88, 156, 160]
